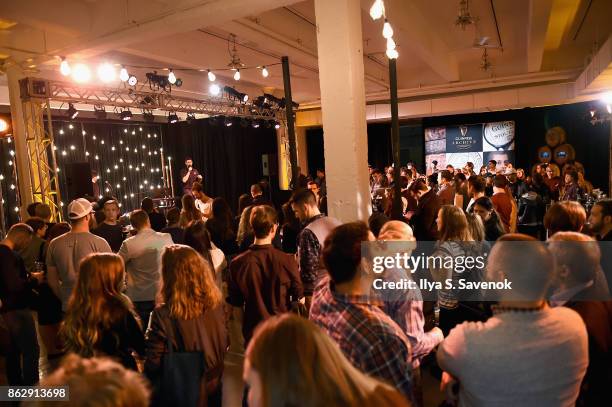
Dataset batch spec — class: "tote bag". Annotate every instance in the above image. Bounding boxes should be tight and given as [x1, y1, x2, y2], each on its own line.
[154, 318, 207, 407]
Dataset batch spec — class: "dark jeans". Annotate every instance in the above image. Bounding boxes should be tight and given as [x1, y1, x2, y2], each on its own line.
[2, 310, 40, 385]
[134, 301, 156, 329]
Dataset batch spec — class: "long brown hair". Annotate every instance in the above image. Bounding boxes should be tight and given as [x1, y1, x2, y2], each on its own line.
[180, 194, 201, 226]
[161, 245, 222, 320]
[183, 220, 214, 268]
[61, 254, 133, 357]
[246, 314, 402, 407]
[438, 205, 472, 241]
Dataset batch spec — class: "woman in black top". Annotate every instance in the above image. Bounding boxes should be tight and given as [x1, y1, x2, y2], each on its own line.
[472, 196, 506, 242]
[61, 253, 144, 370]
[206, 197, 239, 256]
[145, 245, 227, 407]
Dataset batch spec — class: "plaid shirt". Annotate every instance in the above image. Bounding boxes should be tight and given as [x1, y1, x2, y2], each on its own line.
[309, 280, 414, 399]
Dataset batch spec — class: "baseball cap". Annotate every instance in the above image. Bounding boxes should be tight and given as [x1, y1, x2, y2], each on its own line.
[67, 198, 94, 220]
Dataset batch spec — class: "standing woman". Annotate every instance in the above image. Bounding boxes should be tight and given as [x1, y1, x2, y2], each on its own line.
[206, 197, 239, 256]
[180, 194, 203, 228]
[145, 245, 227, 407]
[472, 197, 506, 242]
[453, 173, 469, 212]
[61, 253, 144, 370]
[184, 220, 226, 289]
[430, 206, 484, 335]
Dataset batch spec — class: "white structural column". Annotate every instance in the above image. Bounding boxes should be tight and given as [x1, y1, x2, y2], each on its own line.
[314, 0, 371, 222]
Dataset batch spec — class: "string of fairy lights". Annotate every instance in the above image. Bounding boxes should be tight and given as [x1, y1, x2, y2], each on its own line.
[53, 120, 167, 212]
[0, 131, 21, 232]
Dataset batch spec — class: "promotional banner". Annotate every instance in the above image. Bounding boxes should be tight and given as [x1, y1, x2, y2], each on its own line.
[425, 121, 515, 172]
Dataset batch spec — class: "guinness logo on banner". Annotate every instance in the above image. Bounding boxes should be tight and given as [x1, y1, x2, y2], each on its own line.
[446, 124, 483, 153]
[484, 121, 515, 151]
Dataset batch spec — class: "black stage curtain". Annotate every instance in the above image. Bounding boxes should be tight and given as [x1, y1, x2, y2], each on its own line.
[164, 119, 278, 214]
[306, 123, 395, 177]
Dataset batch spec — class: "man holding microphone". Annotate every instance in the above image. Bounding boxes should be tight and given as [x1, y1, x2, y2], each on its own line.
[180, 157, 203, 196]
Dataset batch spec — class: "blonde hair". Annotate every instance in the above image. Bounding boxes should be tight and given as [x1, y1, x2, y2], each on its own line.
[26, 353, 149, 407]
[237, 205, 254, 246]
[161, 245, 222, 319]
[62, 254, 134, 357]
[465, 212, 486, 242]
[438, 205, 472, 241]
[246, 314, 399, 407]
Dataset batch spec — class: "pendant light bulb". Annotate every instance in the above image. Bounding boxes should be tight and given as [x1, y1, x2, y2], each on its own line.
[383, 21, 394, 39]
[369, 0, 385, 20]
[234, 69, 241, 81]
[207, 70, 216, 82]
[60, 58, 71, 76]
[119, 67, 129, 82]
[386, 48, 399, 59]
[262, 66, 269, 78]
[168, 69, 177, 84]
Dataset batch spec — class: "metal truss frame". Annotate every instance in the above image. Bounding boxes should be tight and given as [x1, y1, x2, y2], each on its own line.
[22, 77, 286, 121]
[19, 80, 63, 221]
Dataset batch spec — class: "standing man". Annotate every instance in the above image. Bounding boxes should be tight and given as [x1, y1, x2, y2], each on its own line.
[192, 182, 213, 219]
[141, 197, 167, 232]
[250, 183, 270, 206]
[227, 205, 303, 345]
[0, 224, 40, 385]
[180, 157, 203, 196]
[291, 189, 341, 307]
[118, 210, 173, 328]
[93, 199, 124, 252]
[47, 198, 112, 312]
[437, 170, 455, 206]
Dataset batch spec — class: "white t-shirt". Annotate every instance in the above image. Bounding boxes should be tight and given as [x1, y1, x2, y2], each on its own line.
[195, 199, 212, 218]
[437, 306, 588, 407]
[209, 246, 226, 289]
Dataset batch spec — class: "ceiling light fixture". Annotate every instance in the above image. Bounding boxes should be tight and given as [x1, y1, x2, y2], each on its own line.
[60, 57, 71, 76]
[120, 109, 133, 120]
[207, 70, 216, 82]
[224, 86, 249, 103]
[209, 83, 221, 96]
[261, 66, 269, 78]
[455, 0, 475, 30]
[94, 105, 107, 119]
[234, 69, 241, 81]
[168, 112, 179, 124]
[119, 66, 129, 82]
[66, 103, 79, 120]
[168, 69, 177, 84]
[71, 63, 91, 83]
[369, 0, 385, 20]
[128, 75, 138, 86]
[97, 62, 116, 82]
[382, 20, 394, 38]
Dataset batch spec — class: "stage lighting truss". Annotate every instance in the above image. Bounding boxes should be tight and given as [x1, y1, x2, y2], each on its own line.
[19, 77, 285, 123]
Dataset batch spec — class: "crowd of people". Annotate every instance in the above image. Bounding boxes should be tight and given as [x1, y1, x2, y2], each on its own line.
[0, 155, 611, 407]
